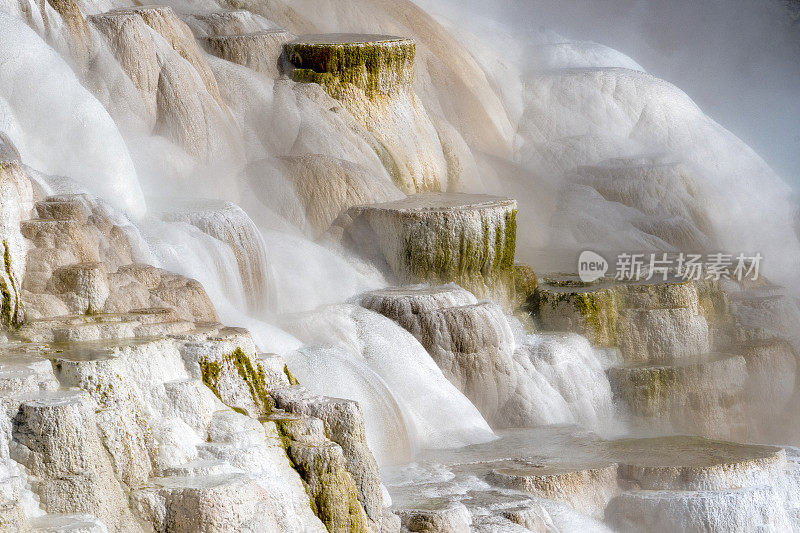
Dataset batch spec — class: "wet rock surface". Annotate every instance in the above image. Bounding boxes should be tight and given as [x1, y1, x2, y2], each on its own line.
[287, 34, 448, 194]
[340, 193, 517, 306]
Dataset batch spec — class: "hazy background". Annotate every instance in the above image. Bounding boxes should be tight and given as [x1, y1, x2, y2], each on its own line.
[424, 0, 800, 188]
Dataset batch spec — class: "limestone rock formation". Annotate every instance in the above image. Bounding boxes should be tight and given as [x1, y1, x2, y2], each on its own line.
[358, 285, 479, 335]
[530, 274, 727, 363]
[184, 10, 280, 38]
[0, 0, 798, 531]
[487, 460, 620, 519]
[530, 272, 800, 443]
[608, 338, 798, 441]
[605, 437, 794, 532]
[396, 501, 472, 532]
[19, 193, 218, 323]
[203, 29, 295, 79]
[574, 158, 715, 251]
[263, 0, 516, 157]
[339, 193, 517, 306]
[247, 154, 404, 239]
[89, 6, 244, 168]
[286, 34, 448, 193]
[386, 427, 799, 533]
[608, 353, 749, 439]
[0, 177, 387, 531]
[279, 302, 495, 459]
[272, 386, 383, 532]
[0, 312, 385, 531]
[359, 284, 615, 431]
[360, 286, 516, 424]
[0, 160, 32, 328]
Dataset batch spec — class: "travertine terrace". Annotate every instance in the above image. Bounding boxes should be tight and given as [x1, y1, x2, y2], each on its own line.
[0, 0, 798, 531]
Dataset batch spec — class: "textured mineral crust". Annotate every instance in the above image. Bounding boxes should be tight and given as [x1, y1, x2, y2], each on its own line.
[340, 193, 517, 306]
[287, 34, 448, 193]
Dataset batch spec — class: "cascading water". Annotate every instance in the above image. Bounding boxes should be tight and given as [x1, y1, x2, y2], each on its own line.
[1, 0, 799, 530]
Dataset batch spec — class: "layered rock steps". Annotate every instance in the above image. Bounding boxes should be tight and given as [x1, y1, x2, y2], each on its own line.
[286, 34, 448, 193]
[359, 284, 517, 424]
[342, 193, 517, 307]
[0, 313, 386, 531]
[530, 273, 724, 363]
[21, 194, 220, 323]
[386, 428, 797, 532]
[486, 460, 620, 519]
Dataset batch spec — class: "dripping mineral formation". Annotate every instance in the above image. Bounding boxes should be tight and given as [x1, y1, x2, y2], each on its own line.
[0, 0, 799, 532]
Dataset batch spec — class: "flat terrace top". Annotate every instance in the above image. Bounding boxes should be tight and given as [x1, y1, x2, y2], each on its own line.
[364, 193, 516, 213]
[362, 284, 467, 298]
[205, 29, 291, 39]
[290, 33, 409, 46]
[491, 458, 615, 479]
[538, 272, 691, 293]
[606, 436, 783, 468]
[408, 428, 783, 471]
[608, 351, 739, 370]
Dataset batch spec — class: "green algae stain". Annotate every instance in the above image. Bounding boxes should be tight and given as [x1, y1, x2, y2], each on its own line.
[288, 444, 370, 533]
[287, 39, 415, 99]
[1, 240, 22, 329]
[531, 285, 619, 346]
[283, 364, 300, 386]
[199, 347, 275, 416]
[397, 208, 516, 304]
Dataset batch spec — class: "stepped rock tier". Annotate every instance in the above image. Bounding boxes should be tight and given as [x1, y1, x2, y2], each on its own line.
[0, 318, 389, 531]
[530, 273, 729, 363]
[528, 272, 799, 443]
[608, 338, 797, 441]
[202, 29, 294, 78]
[287, 34, 448, 193]
[487, 460, 620, 519]
[387, 428, 799, 532]
[286, 34, 415, 95]
[342, 193, 517, 306]
[605, 437, 795, 533]
[360, 285, 516, 424]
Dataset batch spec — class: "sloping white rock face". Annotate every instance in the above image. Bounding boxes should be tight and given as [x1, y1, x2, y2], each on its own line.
[572, 157, 715, 251]
[287, 34, 449, 194]
[359, 285, 618, 435]
[89, 6, 244, 167]
[247, 154, 404, 239]
[280, 344, 412, 466]
[203, 29, 295, 79]
[518, 68, 799, 278]
[360, 286, 516, 423]
[183, 10, 281, 37]
[0, 160, 32, 328]
[279, 303, 495, 457]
